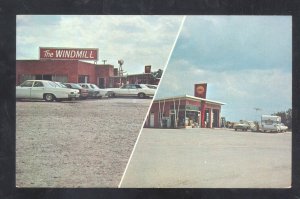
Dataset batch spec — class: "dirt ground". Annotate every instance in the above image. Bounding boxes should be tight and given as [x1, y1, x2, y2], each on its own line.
[120, 128, 291, 188]
[16, 98, 151, 187]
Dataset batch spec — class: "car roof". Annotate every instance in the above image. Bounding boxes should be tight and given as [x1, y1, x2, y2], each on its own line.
[25, 80, 52, 82]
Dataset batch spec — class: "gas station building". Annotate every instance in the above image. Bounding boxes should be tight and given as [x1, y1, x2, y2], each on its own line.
[144, 83, 225, 129]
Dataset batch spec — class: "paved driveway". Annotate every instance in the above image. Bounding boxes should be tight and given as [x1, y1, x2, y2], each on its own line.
[120, 128, 291, 188]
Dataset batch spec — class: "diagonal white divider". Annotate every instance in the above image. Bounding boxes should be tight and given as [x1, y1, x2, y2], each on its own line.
[118, 15, 187, 188]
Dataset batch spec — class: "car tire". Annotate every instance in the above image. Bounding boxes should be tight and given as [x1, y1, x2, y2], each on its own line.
[138, 93, 145, 98]
[44, 93, 55, 102]
[108, 92, 114, 98]
[277, 129, 280, 133]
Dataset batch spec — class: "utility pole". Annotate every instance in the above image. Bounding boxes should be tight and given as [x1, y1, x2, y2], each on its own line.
[254, 108, 262, 120]
[118, 59, 124, 85]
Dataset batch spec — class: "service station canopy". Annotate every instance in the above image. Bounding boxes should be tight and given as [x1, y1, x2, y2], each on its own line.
[39, 47, 98, 61]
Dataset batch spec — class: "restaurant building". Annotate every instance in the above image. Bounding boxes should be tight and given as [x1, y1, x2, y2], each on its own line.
[16, 47, 161, 88]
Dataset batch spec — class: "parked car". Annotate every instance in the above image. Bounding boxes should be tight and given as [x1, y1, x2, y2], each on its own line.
[89, 83, 113, 98]
[78, 83, 101, 98]
[279, 123, 288, 132]
[16, 80, 80, 102]
[247, 121, 257, 132]
[233, 120, 256, 131]
[145, 84, 158, 89]
[78, 83, 112, 98]
[110, 84, 156, 98]
[63, 83, 89, 99]
[234, 122, 249, 131]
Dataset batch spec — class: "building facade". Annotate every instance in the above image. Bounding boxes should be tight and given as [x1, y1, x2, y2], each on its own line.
[144, 95, 225, 129]
[16, 60, 161, 88]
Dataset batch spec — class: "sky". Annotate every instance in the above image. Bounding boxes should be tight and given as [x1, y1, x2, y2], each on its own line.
[16, 15, 184, 74]
[156, 16, 292, 122]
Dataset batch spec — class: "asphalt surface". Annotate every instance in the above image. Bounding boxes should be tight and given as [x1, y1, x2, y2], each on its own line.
[120, 128, 291, 188]
[16, 98, 151, 187]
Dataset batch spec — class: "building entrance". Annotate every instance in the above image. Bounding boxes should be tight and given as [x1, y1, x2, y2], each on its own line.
[212, 109, 219, 128]
[98, 78, 105, 88]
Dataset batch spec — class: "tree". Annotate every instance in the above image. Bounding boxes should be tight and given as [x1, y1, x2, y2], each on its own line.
[151, 69, 163, 79]
[272, 108, 292, 129]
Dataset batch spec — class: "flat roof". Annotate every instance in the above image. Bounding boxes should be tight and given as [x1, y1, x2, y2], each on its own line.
[153, 94, 225, 105]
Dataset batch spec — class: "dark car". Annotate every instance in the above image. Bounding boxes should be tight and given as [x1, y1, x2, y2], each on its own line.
[63, 83, 89, 99]
[233, 120, 256, 131]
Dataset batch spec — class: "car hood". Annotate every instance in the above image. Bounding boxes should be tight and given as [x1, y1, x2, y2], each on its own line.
[53, 87, 79, 93]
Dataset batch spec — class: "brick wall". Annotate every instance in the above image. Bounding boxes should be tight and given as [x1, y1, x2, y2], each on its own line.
[16, 60, 80, 84]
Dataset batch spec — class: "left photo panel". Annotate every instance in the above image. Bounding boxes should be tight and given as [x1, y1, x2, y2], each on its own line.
[16, 15, 183, 187]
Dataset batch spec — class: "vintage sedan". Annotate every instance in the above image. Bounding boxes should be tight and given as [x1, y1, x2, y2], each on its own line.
[279, 123, 288, 132]
[79, 83, 113, 98]
[63, 83, 89, 99]
[110, 84, 156, 98]
[233, 120, 256, 131]
[89, 84, 113, 98]
[145, 84, 158, 89]
[16, 80, 80, 102]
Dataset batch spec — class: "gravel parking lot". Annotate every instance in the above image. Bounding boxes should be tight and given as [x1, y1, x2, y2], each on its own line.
[120, 128, 291, 188]
[16, 98, 151, 187]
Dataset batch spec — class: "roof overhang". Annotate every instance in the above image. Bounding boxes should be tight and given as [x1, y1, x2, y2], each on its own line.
[153, 94, 225, 105]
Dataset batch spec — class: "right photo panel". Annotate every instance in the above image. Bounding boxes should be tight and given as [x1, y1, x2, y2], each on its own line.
[120, 16, 292, 188]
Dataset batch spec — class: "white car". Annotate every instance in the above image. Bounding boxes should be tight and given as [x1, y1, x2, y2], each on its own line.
[110, 84, 156, 98]
[145, 84, 158, 89]
[79, 83, 112, 98]
[279, 123, 288, 132]
[16, 80, 80, 102]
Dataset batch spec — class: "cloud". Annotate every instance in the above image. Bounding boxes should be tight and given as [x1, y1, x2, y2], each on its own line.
[176, 16, 292, 72]
[156, 44, 292, 121]
[16, 15, 184, 73]
[157, 16, 292, 122]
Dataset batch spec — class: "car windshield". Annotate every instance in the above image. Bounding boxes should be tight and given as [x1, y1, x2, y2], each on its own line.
[89, 84, 95, 89]
[59, 83, 67, 88]
[91, 84, 100, 89]
[71, 84, 82, 89]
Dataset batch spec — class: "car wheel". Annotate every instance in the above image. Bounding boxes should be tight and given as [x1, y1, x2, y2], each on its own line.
[277, 129, 280, 133]
[44, 93, 55, 102]
[138, 93, 145, 98]
[108, 92, 114, 98]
